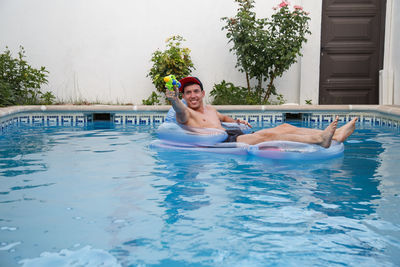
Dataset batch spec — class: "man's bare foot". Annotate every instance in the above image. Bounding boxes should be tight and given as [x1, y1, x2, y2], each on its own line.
[333, 117, 358, 142]
[320, 116, 338, 148]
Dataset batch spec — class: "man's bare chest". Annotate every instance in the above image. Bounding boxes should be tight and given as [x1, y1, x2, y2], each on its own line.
[190, 109, 222, 129]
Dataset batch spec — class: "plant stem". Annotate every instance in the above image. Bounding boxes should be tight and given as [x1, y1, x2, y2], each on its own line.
[263, 75, 275, 102]
[246, 72, 250, 92]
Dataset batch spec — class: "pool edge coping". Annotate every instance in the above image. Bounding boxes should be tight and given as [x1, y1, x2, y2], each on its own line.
[1, 104, 400, 118]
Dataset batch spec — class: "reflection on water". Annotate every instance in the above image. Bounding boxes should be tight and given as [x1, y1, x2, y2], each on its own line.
[1, 123, 399, 266]
[146, 127, 396, 266]
[0, 126, 53, 178]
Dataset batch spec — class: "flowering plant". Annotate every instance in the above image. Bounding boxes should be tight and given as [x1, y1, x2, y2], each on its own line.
[146, 35, 195, 104]
[221, 0, 310, 103]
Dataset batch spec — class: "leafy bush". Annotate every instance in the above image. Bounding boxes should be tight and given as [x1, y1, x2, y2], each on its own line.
[142, 91, 161, 105]
[221, 0, 310, 103]
[210, 80, 247, 105]
[145, 36, 195, 104]
[210, 80, 285, 105]
[0, 46, 55, 106]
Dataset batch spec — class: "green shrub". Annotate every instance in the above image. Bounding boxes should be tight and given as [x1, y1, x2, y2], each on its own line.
[0, 46, 55, 106]
[221, 0, 311, 103]
[145, 36, 195, 104]
[142, 91, 161, 105]
[210, 80, 247, 105]
[210, 80, 285, 105]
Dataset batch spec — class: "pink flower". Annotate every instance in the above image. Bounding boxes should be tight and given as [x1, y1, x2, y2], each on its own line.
[294, 5, 303, 10]
[279, 1, 289, 8]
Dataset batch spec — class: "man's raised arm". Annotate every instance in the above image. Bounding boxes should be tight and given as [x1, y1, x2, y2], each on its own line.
[165, 85, 190, 124]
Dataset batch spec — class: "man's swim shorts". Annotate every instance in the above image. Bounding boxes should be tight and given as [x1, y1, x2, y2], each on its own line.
[223, 129, 245, 143]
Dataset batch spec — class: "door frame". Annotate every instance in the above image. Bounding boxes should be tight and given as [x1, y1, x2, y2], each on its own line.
[298, 0, 391, 105]
[318, 0, 386, 104]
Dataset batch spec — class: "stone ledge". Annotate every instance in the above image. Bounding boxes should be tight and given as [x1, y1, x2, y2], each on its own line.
[1, 105, 400, 119]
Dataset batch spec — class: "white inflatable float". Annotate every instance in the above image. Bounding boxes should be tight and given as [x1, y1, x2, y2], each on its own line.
[151, 107, 344, 160]
[248, 140, 344, 160]
[152, 122, 250, 155]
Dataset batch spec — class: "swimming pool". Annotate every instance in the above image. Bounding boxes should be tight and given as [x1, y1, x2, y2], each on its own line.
[1, 115, 400, 266]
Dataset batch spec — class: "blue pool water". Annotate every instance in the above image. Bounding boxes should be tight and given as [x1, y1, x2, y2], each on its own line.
[0, 121, 400, 266]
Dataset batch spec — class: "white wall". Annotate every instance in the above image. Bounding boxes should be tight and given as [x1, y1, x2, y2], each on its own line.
[392, 0, 400, 105]
[299, 0, 322, 105]
[0, 0, 315, 105]
[380, 0, 400, 105]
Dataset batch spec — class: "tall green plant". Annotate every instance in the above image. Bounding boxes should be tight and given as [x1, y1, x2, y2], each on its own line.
[0, 46, 54, 106]
[221, 0, 258, 91]
[210, 80, 285, 105]
[222, 0, 310, 103]
[146, 36, 195, 104]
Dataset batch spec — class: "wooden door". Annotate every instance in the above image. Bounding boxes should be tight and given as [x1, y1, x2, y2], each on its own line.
[319, 0, 386, 104]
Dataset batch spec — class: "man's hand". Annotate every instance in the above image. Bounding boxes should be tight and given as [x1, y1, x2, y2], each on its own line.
[165, 85, 179, 102]
[236, 119, 252, 128]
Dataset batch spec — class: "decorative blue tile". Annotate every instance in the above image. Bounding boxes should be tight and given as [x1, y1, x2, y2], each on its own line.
[139, 115, 151, 125]
[363, 116, 373, 124]
[274, 115, 283, 123]
[32, 115, 45, 124]
[233, 115, 247, 121]
[126, 116, 137, 125]
[310, 115, 320, 123]
[86, 114, 93, 123]
[19, 116, 30, 124]
[114, 115, 123, 125]
[47, 116, 59, 126]
[152, 115, 164, 124]
[261, 115, 273, 123]
[348, 114, 359, 122]
[75, 116, 86, 125]
[247, 115, 260, 123]
[337, 115, 347, 122]
[302, 114, 310, 122]
[2, 111, 400, 134]
[322, 115, 333, 123]
[61, 116, 73, 126]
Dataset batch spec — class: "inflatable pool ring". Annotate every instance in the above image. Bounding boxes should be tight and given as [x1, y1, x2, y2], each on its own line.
[152, 103, 251, 154]
[248, 140, 344, 160]
[164, 101, 251, 134]
[156, 122, 228, 146]
[151, 139, 250, 155]
[152, 106, 344, 160]
[161, 100, 251, 145]
[154, 121, 250, 155]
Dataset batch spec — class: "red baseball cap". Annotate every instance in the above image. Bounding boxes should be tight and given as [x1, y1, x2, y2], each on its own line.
[178, 77, 203, 92]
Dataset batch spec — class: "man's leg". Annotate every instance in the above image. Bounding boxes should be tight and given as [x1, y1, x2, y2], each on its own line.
[237, 117, 338, 148]
[267, 117, 357, 142]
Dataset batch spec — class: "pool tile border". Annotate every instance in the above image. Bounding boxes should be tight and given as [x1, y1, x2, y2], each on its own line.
[1, 105, 400, 134]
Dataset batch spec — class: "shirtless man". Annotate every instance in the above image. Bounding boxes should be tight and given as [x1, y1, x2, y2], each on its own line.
[166, 76, 357, 148]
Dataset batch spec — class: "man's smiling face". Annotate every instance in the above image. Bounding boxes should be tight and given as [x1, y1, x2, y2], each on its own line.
[182, 84, 205, 110]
